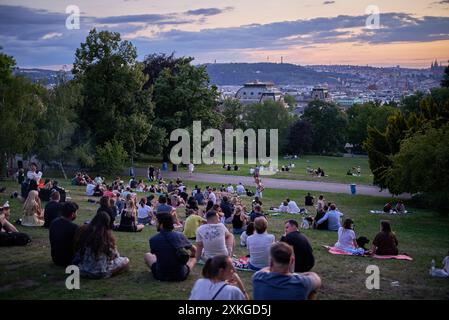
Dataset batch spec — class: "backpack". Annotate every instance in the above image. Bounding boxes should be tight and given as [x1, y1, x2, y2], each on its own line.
[0, 232, 32, 246]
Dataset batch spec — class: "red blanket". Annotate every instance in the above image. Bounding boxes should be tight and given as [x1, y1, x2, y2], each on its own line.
[323, 245, 413, 260]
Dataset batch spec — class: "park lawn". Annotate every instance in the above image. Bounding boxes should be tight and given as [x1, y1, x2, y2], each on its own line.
[133, 155, 374, 186]
[0, 177, 448, 300]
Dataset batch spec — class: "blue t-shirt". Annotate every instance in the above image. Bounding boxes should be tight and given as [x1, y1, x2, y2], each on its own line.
[149, 230, 192, 281]
[252, 271, 313, 300]
[156, 203, 173, 214]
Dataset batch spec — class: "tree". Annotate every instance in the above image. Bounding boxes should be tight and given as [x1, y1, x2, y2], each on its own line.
[221, 98, 245, 129]
[0, 52, 46, 176]
[441, 61, 449, 88]
[95, 140, 128, 175]
[390, 124, 449, 209]
[152, 61, 223, 161]
[243, 100, 295, 153]
[73, 29, 154, 163]
[302, 101, 347, 154]
[283, 94, 296, 108]
[142, 52, 193, 89]
[33, 77, 81, 178]
[286, 120, 313, 155]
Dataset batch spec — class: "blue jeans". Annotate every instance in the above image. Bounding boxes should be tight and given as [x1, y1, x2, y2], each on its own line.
[248, 262, 261, 271]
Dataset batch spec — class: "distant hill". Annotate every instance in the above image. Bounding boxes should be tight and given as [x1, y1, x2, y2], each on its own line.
[203, 63, 345, 86]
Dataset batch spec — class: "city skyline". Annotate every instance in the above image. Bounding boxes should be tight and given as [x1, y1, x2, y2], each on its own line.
[1, 0, 449, 69]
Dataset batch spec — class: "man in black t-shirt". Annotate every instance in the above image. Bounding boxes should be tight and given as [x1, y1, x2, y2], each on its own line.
[49, 202, 79, 267]
[280, 220, 315, 273]
[305, 193, 315, 207]
[44, 191, 62, 228]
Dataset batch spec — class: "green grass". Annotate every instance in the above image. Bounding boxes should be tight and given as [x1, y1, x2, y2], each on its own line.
[134, 155, 374, 185]
[0, 177, 448, 300]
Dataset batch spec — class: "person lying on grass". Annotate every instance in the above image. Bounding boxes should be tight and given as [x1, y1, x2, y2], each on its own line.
[74, 211, 129, 279]
[252, 242, 321, 300]
[189, 255, 249, 300]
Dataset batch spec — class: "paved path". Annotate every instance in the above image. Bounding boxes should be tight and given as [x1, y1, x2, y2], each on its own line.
[133, 168, 410, 199]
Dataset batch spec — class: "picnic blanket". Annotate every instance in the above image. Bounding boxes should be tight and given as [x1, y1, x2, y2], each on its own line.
[370, 210, 410, 215]
[322, 245, 413, 261]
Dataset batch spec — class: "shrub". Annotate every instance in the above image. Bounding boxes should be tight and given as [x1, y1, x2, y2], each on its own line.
[95, 140, 128, 175]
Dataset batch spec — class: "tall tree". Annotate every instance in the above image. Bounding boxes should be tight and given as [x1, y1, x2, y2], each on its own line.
[302, 101, 347, 154]
[441, 61, 449, 88]
[73, 29, 154, 162]
[221, 98, 245, 129]
[152, 61, 223, 161]
[286, 120, 313, 155]
[0, 51, 46, 175]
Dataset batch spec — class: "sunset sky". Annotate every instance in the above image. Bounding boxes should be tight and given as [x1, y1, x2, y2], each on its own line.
[1, 0, 449, 69]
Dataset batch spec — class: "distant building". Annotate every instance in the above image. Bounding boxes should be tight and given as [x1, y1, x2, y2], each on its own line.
[235, 80, 284, 105]
[311, 87, 330, 101]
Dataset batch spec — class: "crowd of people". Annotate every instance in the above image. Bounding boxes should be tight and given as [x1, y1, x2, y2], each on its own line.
[0, 162, 446, 299]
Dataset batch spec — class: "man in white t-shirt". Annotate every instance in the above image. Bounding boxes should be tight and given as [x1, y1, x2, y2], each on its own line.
[247, 217, 275, 270]
[236, 183, 245, 195]
[188, 163, 194, 176]
[287, 199, 301, 214]
[208, 188, 217, 205]
[195, 211, 234, 262]
[226, 184, 234, 194]
[27, 162, 42, 182]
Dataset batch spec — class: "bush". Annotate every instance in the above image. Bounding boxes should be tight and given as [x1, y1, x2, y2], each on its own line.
[95, 140, 128, 175]
[73, 143, 96, 169]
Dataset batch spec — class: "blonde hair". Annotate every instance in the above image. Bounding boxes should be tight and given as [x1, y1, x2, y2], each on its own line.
[23, 190, 40, 216]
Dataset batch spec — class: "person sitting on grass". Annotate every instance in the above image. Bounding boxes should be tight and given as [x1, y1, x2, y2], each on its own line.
[371, 220, 399, 256]
[247, 217, 275, 271]
[286, 198, 301, 214]
[97, 196, 116, 230]
[220, 196, 234, 224]
[395, 200, 406, 214]
[183, 209, 206, 241]
[280, 219, 315, 272]
[137, 197, 154, 225]
[231, 206, 248, 235]
[74, 211, 130, 279]
[250, 205, 265, 222]
[0, 202, 18, 234]
[21, 190, 44, 227]
[314, 205, 328, 230]
[236, 183, 246, 195]
[315, 204, 343, 231]
[335, 218, 365, 255]
[186, 197, 199, 213]
[145, 213, 197, 282]
[195, 211, 235, 262]
[278, 201, 289, 213]
[305, 193, 315, 206]
[156, 195, 173, 215]
[44, 190, 62, 228]
[115, 195, 144, 232]
[49, 201, 79, 267]
[240, 222, 255, 247]
[194, 188, 205, 205]
[252, 242, 321, 300]
[189, 255, 249, 300]
[430, 250, 449, 278]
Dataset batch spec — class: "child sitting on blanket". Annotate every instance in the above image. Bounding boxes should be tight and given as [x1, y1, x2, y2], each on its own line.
[334, 218, 366, 255]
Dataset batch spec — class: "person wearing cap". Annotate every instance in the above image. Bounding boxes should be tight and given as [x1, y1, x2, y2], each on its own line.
[44, 191, 63, 228]
[195, 211, 234, 262]
[0, 202, 18, 233]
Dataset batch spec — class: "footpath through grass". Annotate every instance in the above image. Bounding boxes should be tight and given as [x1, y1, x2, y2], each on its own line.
[0, 178, 448, 300]
[134, 155, 374, 185]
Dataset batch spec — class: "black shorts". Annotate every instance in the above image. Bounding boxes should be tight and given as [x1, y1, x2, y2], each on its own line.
[151, 263, 190, 282]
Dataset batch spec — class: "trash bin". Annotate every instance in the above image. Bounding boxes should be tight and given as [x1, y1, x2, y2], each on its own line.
[172, 164, 178, 172]
[162, 162, 167, 171]
[350, 184, 357, 195]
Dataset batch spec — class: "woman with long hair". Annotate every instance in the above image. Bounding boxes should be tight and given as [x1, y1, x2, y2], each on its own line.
[189, 255, 248, 300]
[371, 220, 399, 255]
[116, 195, 144, 232]
[231, 206, 248, 235]
[335, 218, 365, 255]
[74, 211, 129, 278]
[22, 190, 44, 227]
